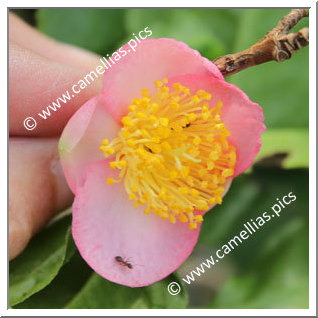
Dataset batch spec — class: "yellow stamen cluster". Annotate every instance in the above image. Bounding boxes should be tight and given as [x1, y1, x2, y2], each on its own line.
[99, 78, 236, 229]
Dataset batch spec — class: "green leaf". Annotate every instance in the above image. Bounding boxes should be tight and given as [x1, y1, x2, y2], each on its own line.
[229, 9, 309, 129]
[210, 218, 308, 309]
[65, 272, 188, 309]
[194, 167, 308, 308]
[125, 9, 240, 60]
[36, 9, 127, 55]
[255, 128, 309, 168]
[9, 214, 75, 306]
[14, 252, 92, 309]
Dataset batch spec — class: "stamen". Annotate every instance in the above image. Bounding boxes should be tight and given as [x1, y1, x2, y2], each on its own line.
[99, 79, 236, 229]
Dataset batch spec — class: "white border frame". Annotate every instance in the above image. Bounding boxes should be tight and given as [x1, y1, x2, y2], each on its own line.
[3, 1, 316, 316]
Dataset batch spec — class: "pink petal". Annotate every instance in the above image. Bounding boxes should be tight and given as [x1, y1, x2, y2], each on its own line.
[102, 38, 224, 122]
[72, 160, 201, 287]
[59, 94, 120, 193]
[167, 74, 266, 176]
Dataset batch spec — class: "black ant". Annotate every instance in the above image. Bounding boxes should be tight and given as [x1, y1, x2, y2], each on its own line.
[115, 256, 133, 269]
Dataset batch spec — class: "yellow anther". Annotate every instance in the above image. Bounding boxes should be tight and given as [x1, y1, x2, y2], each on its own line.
[121, 116, 133, 127]
[159, 117, 169, 127]
[141, 89, 149, 96]
[127, 139, 136, 147]
[106, 148, 115, 155]
[222, 168, 234, 178]
[155, 80, 163, 88]
[129, 193, 136, 200]
[183, 88, 190, 95]
[138, 198, 147, 204]
[189, 222, 197, 230]
[101, 139, 109, 146]
[208, 198, 216, 205]
[118, 160, 127, 168]
[202, 105, 209, 113]
[179, 213, 188, 223]
[169, 214, 176, 224]
[198, 203, 209, 211]
[160, 86, 169, 93]
[121, 130, 130, 138]
[144, 208, 151, 215]
[106, 178, 118, 184]
[197, 90, 212, 101]
[215, 123, 225, 130]
[128, 105, 137, 112]
[205, 93, 211, 100]
[194, 214, 203, 223]
[136, 112, 147, 119]
[185, 206, 194, 214]
[141, 97, 151, 104]
[173, 83, 182, 91]
[160, 212, 169, 219]
[131, 185, 138, 192]
[143, 192, 150, 199]
[214, 114, 221, 122]
[216, 196, 223, 204]
[191, 95, 200, 103]
[132, 98, 141, 105]
[136, 148, 146, 158]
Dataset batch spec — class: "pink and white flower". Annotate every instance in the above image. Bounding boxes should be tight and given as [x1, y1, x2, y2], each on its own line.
[59, 38, 265, 287]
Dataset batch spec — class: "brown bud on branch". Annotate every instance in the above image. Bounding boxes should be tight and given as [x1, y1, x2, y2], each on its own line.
[213, 9, 309, 76]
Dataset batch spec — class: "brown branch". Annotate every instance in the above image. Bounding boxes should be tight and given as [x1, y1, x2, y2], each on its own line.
[213, 9, 309, 76]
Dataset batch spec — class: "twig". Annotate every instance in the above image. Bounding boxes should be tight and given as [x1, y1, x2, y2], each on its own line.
[213, 9, 309, 76]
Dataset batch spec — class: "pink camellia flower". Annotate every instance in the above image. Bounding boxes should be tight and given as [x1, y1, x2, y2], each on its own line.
[58, 38, 265, 287]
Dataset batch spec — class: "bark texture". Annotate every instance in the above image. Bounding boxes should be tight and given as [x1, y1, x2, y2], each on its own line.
[213, 9, 309, 76]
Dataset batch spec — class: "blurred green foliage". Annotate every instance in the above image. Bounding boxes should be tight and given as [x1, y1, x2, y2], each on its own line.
[36, 9, 127, 55]
[197, 167, 308, 308]
[9, 8, 309, 309]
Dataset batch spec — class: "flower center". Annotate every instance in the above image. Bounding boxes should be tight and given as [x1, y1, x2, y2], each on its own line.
[99, 78, 236, 229]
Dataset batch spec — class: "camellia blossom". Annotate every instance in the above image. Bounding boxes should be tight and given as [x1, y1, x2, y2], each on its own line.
[59, 38, 265, 287]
